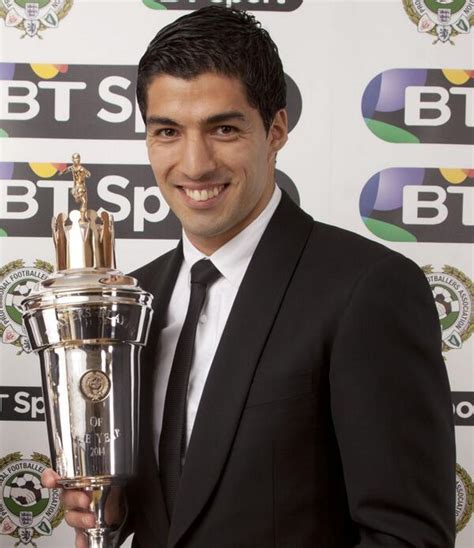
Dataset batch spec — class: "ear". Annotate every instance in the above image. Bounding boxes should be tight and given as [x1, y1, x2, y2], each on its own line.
[268, 109, 288, 154]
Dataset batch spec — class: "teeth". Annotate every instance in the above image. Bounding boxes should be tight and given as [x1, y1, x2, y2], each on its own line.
[184, 185, 224, 202]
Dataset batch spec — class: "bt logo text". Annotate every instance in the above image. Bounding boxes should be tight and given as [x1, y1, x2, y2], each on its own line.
[0, 386, 44, 421]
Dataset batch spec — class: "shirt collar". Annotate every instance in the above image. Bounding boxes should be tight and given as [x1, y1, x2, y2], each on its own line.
[182, 185, 282, 288]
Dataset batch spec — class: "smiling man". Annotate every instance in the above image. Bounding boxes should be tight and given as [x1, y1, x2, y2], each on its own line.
[144, 72, 287, 255]
[44, 6, 456, 548]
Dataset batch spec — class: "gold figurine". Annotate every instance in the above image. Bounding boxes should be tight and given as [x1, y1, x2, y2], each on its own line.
[54, 154, 115, 271]
[61, 153, 91, 222]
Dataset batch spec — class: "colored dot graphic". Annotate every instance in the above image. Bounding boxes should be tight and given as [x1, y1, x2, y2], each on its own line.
[0, 63, 15, 80]
[28, 163, 66, 177]
[440, 168, 472, 184]
[30, 64, 68, 79]
[142, 0, 166, 9]
[442, 69, 473, 85]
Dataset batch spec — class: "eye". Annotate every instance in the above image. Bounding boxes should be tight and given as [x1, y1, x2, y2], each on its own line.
[156, 128, 178, 138]
[216, 125, 238, 136]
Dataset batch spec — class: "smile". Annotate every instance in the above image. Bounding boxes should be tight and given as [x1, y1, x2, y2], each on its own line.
[183, 185, 226, 202]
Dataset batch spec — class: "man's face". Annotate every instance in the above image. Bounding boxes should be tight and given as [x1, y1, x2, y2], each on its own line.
[145, 73, 287, 254]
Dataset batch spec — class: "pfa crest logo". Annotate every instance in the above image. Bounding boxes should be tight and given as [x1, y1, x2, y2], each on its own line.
[0, 452, 64, 546]
[403, 0, 474, 43]
[0, 260, 52, 354]
[456, 463, 473, 533]
[423, 265, 473, 351]
[0, 0, 73, 38]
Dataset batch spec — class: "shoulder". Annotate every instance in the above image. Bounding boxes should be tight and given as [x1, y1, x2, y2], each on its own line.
[275, 193, 425, 286]
[280, 191, 404, 270]
[308, 219, 412, 268]
[300, 219, 428, 296]
[128, 245, 180, 292]
[309, 220, 393, 259]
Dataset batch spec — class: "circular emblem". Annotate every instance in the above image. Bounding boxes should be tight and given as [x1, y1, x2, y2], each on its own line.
[0, 452, 64, 545]
[402, 0, 474, 44]
[80, 370, 111, 402]
[0, 260, 52, 354]
[0, 0, 74, 38]
[423, 265, 473, 352]
[456, 463, 474, 533]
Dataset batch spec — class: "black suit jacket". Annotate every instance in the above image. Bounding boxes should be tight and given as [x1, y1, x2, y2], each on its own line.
[124, 192, 455, 547]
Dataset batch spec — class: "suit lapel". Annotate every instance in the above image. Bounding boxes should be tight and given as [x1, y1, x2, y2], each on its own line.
[167, 194, 314, 547]
[137, 243, 183, 543]
[146, 241, 184, 338]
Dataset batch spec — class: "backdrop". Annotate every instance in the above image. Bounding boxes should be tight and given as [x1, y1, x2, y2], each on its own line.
[0, 0, 472, 546]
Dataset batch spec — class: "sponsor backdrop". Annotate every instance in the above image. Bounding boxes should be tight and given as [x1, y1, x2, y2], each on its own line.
[0, 0, 473, 545]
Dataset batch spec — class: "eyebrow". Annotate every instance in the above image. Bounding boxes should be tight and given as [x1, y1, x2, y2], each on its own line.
[206, 111, 247, 124]
[146, 111, 247, 128]
[146, 116, 180, 127]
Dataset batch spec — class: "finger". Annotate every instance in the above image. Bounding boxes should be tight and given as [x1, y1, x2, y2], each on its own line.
[75, 528, 89, 548]
[41, 468, 61, 489]
[65, 509, 95, 530]
[62, 490, 91, 511]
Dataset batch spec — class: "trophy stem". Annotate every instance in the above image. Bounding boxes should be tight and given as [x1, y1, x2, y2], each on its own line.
[86, 530, 113, 548]
[84, 485, 117, 548]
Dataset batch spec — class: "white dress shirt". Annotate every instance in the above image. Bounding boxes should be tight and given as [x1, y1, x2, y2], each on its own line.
[153, 185, 282, 465]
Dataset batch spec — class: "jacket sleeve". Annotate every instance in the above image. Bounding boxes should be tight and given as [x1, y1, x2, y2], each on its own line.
[329, 253, 456, 547]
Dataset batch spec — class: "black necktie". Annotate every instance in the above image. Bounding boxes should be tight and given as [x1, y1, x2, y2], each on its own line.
[159, 258, 221, 518]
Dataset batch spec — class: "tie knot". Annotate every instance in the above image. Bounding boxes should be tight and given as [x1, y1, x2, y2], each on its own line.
[190, 259, 221, 287]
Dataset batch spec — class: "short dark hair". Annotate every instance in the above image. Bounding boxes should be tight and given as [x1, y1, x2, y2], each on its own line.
[137, 6, 286, 132]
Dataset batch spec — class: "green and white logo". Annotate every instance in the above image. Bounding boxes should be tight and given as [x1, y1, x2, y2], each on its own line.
[0, 0, 73, 38]
[0, 260, 52, 354]
[0, 452, 64, 546]
[423, 265, 473, 352]
[456, 463, 473, 533]
[403, 0, 474, 43]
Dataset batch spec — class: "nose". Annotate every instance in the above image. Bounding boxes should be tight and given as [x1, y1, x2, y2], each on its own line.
[180, 134, 217, 181]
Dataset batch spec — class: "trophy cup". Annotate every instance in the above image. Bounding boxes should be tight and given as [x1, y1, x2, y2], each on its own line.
[22, 155, 154, 547]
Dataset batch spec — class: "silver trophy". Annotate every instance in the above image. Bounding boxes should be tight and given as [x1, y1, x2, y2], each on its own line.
[22, 155, 154, 547]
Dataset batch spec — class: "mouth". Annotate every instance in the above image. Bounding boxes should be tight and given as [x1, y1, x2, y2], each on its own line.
[180, 184, 229, 203]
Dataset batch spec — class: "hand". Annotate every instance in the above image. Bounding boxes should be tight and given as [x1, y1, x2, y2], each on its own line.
[10, 487, 36, 505]
[42, 468, 124, 548]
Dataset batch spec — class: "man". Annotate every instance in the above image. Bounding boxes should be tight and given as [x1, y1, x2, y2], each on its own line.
[44, 6, 456, 547]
